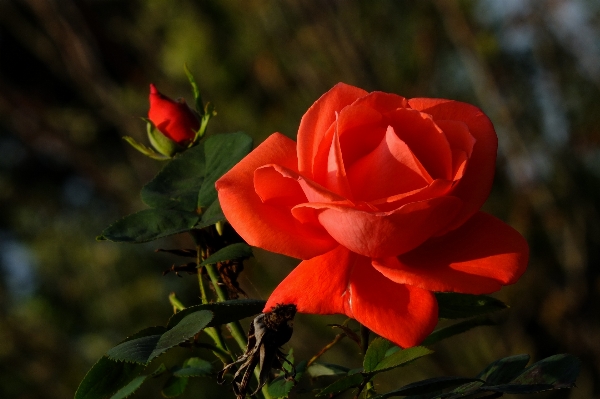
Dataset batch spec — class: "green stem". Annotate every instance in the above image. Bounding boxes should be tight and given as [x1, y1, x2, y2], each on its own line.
[360, 324, 370, 354]
[196, 249, 209, 305]
[168, 292, 186, 312]
[205, 264, 248, 348]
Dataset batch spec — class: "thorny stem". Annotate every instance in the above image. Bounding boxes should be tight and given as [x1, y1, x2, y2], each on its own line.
[306, 334, 345, 368]
[189, 245, 231, 364]
[196, 247, 209, 304]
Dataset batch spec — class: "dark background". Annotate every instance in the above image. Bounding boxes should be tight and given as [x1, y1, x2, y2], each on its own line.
[0, 1, 599, 398]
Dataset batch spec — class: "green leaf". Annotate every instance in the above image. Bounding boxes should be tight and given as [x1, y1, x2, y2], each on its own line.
[196, 199, 225, 228]
[106, 335, 163, 364]
[372, 346, 433, 373]
[435, 293, 507, 319]
[99, 209, 200, 243]
[110, 364, 167, 399]
[477, 354, 530, 385]
[484, 383, 555, 394]
[196, 132, 253, 210]
[370, 377, 482, 399]
[448, 380, 485, 396]
[422, 317, 495, 346]
[364, 338, 392, 372]
[149, 310, 213, 360]
[105, 326, 167, 364]
[161, 376, 189, 398]
[106, 311, 213, 365]
[141, 143, 206, 212]
[172, 357, 213, 378]
[200, 243, 253, 266]
[509, 354, 580, 387]
[75, 357, 143, 399]
[166, 299, 265, 329]
[316, 373, 364, 397]
[267, 360, 307, 399]
[307, 362, 350, 378]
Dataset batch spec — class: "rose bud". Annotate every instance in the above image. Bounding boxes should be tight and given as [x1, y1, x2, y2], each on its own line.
[216, 83, 529, 348]
[148, 83, 200, 145]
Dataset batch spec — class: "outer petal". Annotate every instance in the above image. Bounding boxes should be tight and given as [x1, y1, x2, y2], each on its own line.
[264, 246, 352, 315]
[408, 99, 497, 233]
[349, 257, 438, 348]
[298, 83, 367, 175]
[372, 212, 529, 294]
[265, 246, 438, 348]
[216, 133, 337, 260]
[292, 196, 462, 258]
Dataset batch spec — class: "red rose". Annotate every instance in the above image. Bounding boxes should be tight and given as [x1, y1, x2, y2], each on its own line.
[216, 83, 528, 347]
[148, 84, 200, 145]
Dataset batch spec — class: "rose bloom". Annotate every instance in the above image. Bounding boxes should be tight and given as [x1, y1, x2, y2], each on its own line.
[216, 83, 528, 347]
[148, 84, 200, 145]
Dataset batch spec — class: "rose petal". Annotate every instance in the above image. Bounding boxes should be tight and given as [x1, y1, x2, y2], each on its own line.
[372, 212, 529, 294]
[298, 83, 367, 176]
[349, 256, 438, 348]
[408, 99, 497, 233]
[264, 246, 438, 348]
[436, 120, 476, 157]
[148, 84, 200, 144]
[347, 125, 431, 202]
[350, 91, 409, 114]
[264, 246, 352, 315]
[371, 179, 453, 212]
[312, 105, 384, 185]
[255, 164, 345, 204]
[292, 196, 462, 258]
[387, 108, 453, 180]
[451, 150, 468, 181]
[325, 129, 353, 198]
[254, 165, 307, 207]
[216, 133, 337, 259]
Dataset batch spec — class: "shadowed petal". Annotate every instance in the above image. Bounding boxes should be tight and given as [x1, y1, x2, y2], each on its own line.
[265, 246, 438, 348]
[372, 212, 529, 294]
[408, 99, 497, 233]
[349, 257, 438, 348]
[216, 133, 337, 260]
[264, 246, 352, 315]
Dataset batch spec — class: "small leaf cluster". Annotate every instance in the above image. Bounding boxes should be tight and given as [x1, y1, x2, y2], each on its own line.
[99, 131, 252, 244]
[75, 300, 265, 399]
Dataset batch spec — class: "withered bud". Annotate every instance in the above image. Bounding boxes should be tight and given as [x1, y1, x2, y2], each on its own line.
[218, 304, 297, 399]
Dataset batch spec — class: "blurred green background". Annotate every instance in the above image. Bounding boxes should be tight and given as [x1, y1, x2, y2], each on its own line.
[1, 0, 599, 398]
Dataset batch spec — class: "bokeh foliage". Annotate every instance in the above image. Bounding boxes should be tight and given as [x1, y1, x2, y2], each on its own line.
[0, 0, 599, 398]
